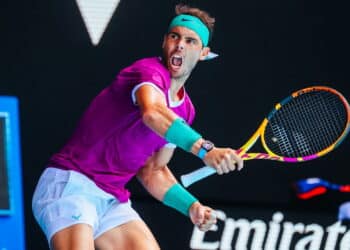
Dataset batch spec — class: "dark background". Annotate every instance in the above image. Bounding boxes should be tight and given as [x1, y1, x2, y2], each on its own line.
[1, 0, 350, 249]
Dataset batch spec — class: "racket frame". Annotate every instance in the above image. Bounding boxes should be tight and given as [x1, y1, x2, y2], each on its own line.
[181, 86, 350, 187]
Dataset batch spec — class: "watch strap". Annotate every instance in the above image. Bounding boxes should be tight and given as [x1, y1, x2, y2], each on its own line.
[198, 148, 208, 160]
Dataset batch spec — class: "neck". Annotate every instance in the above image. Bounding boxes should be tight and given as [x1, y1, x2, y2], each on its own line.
[170, 77, 186, 102]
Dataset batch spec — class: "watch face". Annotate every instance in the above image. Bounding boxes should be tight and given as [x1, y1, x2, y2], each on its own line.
[202, 140, 214, 151]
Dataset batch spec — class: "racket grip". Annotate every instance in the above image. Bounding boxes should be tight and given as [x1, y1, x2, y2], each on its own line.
[180, 166, 216, 188]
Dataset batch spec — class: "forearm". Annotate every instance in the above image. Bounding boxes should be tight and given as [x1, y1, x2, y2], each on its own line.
[137, 165, 198, 216]
[136, 85, 204, 155]
[141, 103, 178, 136]
[137, 164, 177, 201]
[142, 107, 205, 155]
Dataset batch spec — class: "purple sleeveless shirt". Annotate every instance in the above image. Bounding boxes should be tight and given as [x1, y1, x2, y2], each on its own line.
[49, 57, 196, 202]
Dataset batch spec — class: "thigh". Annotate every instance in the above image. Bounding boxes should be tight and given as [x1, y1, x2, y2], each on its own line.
[51, 223, 94, 250]
[32, 168, 99, 243]
[94, 220, 160, 250]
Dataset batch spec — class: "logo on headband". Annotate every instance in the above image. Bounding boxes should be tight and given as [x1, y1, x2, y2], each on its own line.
[181, 18, 192, 22]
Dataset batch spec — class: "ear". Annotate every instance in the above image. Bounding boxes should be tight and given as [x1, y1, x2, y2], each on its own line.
[199, 47, 211, 61]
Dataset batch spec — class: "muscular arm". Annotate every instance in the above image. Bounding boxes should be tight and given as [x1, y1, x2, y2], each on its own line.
[135, 84, 178, 136]
[136, 146, 176, 201]
[135, 84, 243, 175]
[136, 146, 217, 231]
[135, 85, 205, 154]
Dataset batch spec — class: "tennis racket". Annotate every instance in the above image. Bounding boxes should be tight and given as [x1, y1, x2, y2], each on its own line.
[181, 86, 350, 187]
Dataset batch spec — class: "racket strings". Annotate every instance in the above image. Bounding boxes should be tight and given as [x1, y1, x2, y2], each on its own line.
[264, 91, 347, 157]
[318, 95, 345, 145]
[293, 92, 344, 154]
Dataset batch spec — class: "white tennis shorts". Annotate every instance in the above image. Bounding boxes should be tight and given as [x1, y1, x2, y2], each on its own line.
[32, 167, 141, 244]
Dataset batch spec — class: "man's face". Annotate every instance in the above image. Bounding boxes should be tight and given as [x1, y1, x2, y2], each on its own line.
[162, 26, 209, 79]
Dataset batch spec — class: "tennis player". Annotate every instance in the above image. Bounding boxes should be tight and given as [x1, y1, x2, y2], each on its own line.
[32, 3, 243, 249]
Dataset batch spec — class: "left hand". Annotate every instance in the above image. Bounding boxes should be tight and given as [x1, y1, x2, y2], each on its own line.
[189, 202, 217, 231]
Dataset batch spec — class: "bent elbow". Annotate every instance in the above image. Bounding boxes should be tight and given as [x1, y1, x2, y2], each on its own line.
[141, 109, 160, 127]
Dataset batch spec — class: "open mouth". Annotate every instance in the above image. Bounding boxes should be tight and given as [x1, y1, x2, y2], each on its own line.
[171, 55, 183, 67]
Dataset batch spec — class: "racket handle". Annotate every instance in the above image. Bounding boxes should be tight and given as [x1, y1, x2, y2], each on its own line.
[180, 166, 216, 188]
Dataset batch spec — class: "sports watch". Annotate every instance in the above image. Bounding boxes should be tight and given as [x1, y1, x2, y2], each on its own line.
[197, 140, 215, 159]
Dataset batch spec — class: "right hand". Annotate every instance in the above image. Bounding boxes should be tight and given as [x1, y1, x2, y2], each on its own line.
[203, 147, 244, 175]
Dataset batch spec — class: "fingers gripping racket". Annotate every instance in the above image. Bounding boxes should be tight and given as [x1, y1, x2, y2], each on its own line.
[181, 86, 350, 187]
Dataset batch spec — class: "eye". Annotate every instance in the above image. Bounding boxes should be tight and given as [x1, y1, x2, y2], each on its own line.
[168, 33, 179, 40]
[186, 38, 198, 45]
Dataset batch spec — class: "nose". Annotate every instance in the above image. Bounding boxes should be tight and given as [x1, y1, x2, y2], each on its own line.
[176, 40, 185, 50]
[177, 44, 184, 50]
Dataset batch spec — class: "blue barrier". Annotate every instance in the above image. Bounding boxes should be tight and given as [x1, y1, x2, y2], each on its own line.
[0, 96, 25, 250]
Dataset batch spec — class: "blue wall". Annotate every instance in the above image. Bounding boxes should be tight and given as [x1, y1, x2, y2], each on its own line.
[0, 97, 25, 250]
